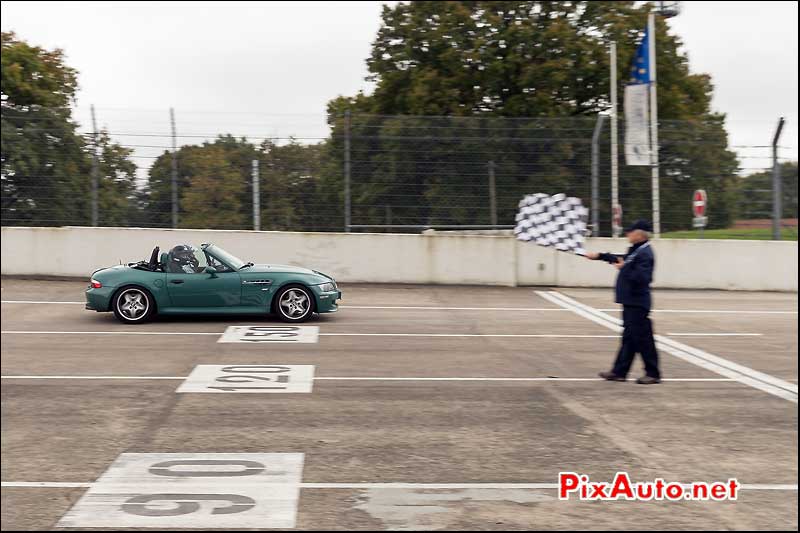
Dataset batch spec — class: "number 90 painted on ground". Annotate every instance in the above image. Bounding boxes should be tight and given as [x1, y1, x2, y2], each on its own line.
[58, 453, 305, 528]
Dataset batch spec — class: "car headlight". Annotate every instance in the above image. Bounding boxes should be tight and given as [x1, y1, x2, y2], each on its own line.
[318, 282, 336, 292]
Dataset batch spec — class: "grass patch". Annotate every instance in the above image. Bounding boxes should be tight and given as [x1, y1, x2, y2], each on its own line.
[660, 228, 798, 240]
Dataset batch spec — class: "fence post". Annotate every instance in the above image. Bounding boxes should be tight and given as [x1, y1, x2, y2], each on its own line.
[591, 114, 606, 234]
[771, 117, 786, 240]
[610, 41, 620, 238]
[344, 109, 352, 232]
[488, 160, 497, 226]
[252, 159, 261, 231]
[170, 108, 179, 229]
[90, 105, 99, 226]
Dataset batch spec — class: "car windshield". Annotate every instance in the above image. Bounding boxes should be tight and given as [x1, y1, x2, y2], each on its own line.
[205, 244, 246, 270]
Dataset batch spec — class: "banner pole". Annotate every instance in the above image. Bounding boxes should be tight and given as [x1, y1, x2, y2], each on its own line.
[610, 41, 620, 238]
[648, 12, 661, 236]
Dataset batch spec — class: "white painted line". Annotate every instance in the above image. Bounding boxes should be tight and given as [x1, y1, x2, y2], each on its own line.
[299, 482, 798, 491]
[666, 333, 763, 337]
[616, 309, 798, 315]
[1, 375, 184, 380]
[0, 330, 618, 339]
[342, 305, 569, 311]
[1, 481, 92, 488]
[3, 481, 795, 491]
[301, 482, 560, 489]
[536, 291, 623, 333]
[1, 300, 84, 304]
[313, 377, 738, 382]
[177, 365, 315, 393]
[57, 453, 305, 529]
[0, 329, 769, 339]
[739, 484, 800, 491]
[1, 330, 220, 336]
[330, 332, 618, 338]
[538, 291, 799, 403]
[0, 375, 743, 383]
[3, 300, 796, 314]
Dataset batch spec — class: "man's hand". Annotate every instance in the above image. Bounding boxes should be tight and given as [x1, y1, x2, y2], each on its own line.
[584, 251, 599, 260]
[613, 257, 625, 270]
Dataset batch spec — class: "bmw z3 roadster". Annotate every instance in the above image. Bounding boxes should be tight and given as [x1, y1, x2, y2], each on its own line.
[85, 243, 341, 324]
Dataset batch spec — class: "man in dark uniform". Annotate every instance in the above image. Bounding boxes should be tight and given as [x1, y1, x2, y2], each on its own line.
[584, 220, 661, 384]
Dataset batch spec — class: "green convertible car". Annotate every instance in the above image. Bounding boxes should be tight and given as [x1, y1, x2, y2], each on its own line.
[85, 243, 341, 324]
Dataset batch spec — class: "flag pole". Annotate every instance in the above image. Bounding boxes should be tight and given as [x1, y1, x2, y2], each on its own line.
[610, 41, 620, 238]
[648, 11, 660, 236]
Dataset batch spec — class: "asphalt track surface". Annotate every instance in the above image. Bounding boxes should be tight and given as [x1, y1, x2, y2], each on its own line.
[1, 279, 797, 530]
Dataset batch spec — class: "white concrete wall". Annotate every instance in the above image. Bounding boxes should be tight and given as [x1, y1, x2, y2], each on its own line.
[1, 226, 797, 291]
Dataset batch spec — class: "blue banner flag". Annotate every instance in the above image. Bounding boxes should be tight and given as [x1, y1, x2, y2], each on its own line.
[629, 26, 650, 84]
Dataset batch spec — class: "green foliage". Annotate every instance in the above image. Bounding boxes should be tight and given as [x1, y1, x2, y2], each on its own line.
[143, 136, 327, 230]
[1, 31, 137, 227]
[738, 162, 798, 219]
[96, 131, 139, 226]
[661, 227, 798, 241]
[3, 5, 752, 234]
[180, 145, 248, 229]
[322, 1, 741, 232]
[1, 31, 78, 109]
[258, 139, 325, 230]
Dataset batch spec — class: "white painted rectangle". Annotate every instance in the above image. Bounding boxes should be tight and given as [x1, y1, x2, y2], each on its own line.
[58, 453, 304, 529]
[176, 365, 314, 393]
[218, 325, 318, 344]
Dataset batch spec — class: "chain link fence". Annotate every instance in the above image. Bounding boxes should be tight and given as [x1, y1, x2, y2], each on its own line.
[2, 109, 797, 238]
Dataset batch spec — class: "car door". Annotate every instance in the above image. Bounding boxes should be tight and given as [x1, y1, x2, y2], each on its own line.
[166, 270, 241, 307]
[165, 248, 241, 308]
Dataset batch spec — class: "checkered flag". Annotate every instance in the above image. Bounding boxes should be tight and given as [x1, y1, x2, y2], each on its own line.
[514, 193, 589, 255]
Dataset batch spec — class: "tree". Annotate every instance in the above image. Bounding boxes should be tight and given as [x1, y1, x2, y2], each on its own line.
[322, 1, 740, 232]
[1, 31, 86, 226]
[95, 130, 139, 226]
[1, 31, 137, 227]
[738, 162, 798, 220]
[180, 145, 247, 229]
[258, 139, 325, 231]
[143, 135, 330, 231]
[144, 136, 257, 228]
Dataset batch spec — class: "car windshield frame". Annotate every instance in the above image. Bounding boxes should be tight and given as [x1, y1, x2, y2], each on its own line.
[203, 244, 246, 271]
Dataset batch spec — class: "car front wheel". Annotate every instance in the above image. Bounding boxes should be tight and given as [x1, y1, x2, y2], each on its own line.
[274, 285, 314, 322]
[112, 286, 155, 324]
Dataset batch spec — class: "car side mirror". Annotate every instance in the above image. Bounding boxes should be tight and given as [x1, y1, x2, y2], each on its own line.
[204, 266, 218, 278]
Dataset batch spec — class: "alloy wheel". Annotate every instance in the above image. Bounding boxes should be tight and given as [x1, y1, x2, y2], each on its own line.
[117, 289, 149, 321]
[279, 288, 310, 319]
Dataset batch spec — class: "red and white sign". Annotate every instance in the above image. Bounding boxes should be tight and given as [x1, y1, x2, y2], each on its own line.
[693, 189, 707, 217]
[612, 204, 623, 232]
[692, 189, 708, 229]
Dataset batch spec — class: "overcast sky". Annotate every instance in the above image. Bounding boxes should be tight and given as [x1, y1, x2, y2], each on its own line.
[2, 0, 798, 177]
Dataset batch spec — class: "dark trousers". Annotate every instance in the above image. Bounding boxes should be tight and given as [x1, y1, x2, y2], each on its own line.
[612, 305, 661, 379]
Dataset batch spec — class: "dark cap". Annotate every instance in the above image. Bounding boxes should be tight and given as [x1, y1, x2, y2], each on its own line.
[624, 219, 653, 233]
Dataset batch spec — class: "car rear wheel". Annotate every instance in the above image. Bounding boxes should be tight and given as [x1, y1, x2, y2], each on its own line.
[112, 286, 155, 324]
[274, 285, 314, 322]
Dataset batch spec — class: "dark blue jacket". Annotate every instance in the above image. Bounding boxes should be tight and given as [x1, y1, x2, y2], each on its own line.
[597, 241, 655, 310]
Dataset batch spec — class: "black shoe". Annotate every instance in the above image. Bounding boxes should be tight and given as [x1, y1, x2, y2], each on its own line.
[599, 371, 626, 382]
[636, 376, 661, 385]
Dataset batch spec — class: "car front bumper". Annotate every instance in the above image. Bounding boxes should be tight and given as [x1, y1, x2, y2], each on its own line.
[315, 289, 341, 313]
